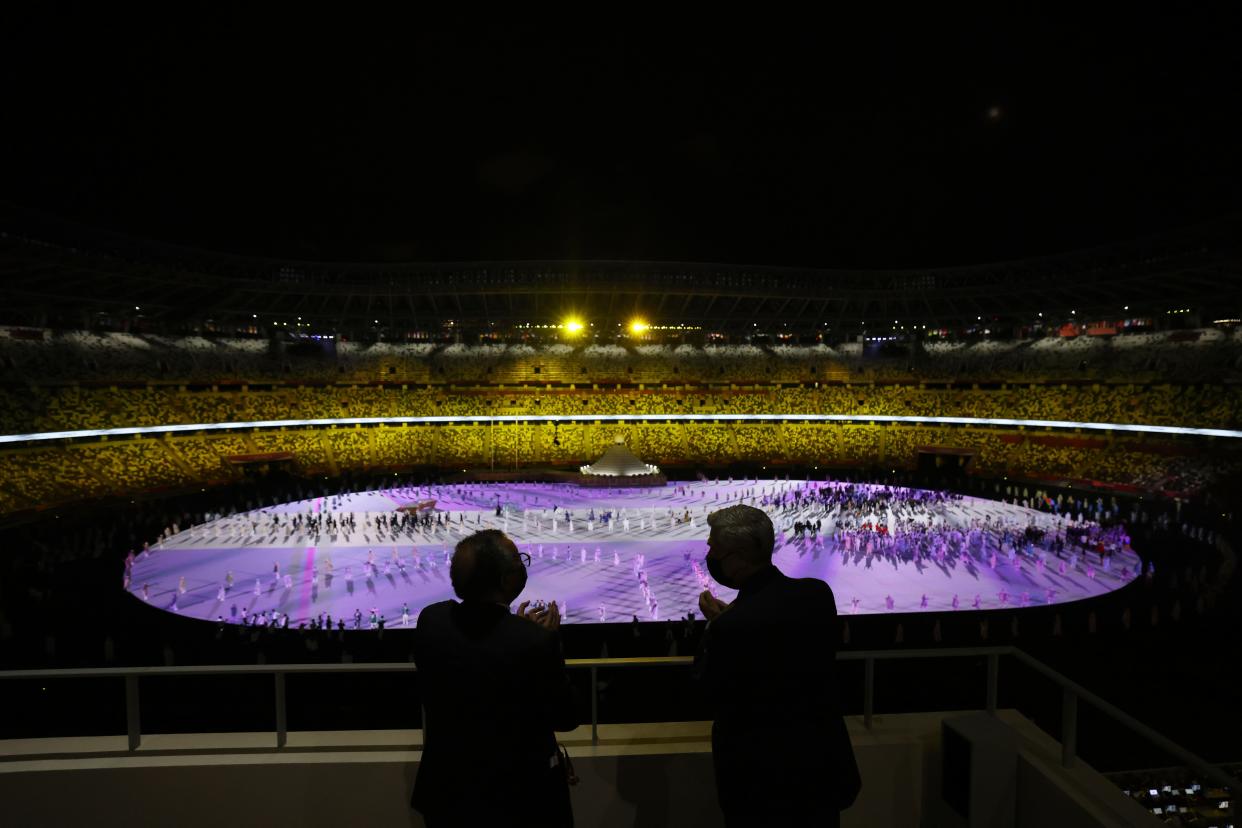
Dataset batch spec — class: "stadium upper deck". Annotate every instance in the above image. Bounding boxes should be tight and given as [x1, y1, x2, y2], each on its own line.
[2, 206, 1241, 341]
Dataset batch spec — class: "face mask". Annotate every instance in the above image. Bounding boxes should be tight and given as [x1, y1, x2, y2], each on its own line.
[706, 554, 739, 589]
[502, 565, 528, 604]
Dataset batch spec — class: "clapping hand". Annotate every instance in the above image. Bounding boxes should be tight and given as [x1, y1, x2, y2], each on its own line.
[517, 600, 561, 631]
[698, 590, 731, 621]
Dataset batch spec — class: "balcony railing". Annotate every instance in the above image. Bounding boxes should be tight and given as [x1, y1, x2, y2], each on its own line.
[0, 645, 1234, 817]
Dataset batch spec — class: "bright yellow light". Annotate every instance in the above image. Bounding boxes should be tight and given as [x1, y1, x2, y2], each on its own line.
[563, 318, 584, 334]
[629, 319, 649, 335]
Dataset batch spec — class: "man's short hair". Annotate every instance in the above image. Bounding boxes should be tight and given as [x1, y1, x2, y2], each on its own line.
[706, 504, 775, 563]
[451, 529, 521, 601]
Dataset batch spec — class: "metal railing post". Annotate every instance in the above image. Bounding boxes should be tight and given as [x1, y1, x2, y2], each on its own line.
[124, 674, 141, 751]
[986, 653, 999, 715]
[590, 665, 599, 746]
[1061, 688, 1077, 768]
[274, 672, 287, 749]
[863, 657, 875, 728]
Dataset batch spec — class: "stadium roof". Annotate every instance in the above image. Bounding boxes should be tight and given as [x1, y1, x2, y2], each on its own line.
[2, 207, 1241, 336]
[3, 10, 1241, 335]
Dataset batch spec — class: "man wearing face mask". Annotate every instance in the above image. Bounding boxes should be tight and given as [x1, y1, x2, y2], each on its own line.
[697, 504, 861, 827]
[412, 529, 578, 826]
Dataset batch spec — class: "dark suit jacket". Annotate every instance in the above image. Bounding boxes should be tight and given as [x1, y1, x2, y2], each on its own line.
[696, 565, 861, 816]
[412, 600, 578, 823]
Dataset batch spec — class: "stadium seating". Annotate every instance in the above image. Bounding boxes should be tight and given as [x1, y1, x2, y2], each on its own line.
[0, 420, 1230, 516]
[3, 328, 1242, 386]
[1, 331, 1240, 515]
[3, 379, 1242, 434]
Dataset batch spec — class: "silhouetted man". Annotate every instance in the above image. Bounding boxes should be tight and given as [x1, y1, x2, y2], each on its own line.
[697, 504, 861, 827]
[412, 529, 578, 826]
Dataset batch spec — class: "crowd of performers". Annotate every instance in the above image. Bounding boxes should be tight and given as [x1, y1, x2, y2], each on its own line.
[124, 477, 1147, 627]
[772, 481, 1143, 612]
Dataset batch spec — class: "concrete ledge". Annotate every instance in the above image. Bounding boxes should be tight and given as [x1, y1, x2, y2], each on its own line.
[0, 721, 724, 766]
[0, 711, 1155, 828]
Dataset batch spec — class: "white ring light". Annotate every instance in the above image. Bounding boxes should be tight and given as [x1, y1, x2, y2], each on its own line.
[1, 414, 1239, 445]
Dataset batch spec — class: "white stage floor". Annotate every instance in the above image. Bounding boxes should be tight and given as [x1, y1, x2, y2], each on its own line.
[127, 479, 1141, 627]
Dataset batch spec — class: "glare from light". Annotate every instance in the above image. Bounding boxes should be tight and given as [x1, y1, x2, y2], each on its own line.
[563, 318, 585, 334]
[629, 319, 649, 335]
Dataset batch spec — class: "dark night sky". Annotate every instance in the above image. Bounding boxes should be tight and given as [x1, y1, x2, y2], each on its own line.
[2, 7, 1240, 268]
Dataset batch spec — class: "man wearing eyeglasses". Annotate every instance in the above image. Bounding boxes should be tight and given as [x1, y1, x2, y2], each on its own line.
[697, 504, 862, 827]
[412, 529, 578, 826]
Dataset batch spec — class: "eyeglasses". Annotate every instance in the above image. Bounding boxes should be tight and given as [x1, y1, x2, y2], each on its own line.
[518, 552, 531, 568]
